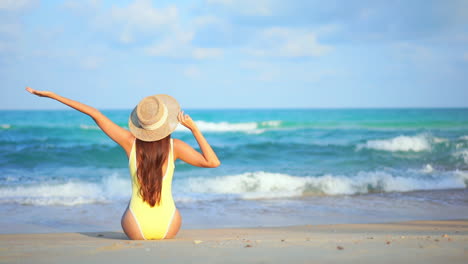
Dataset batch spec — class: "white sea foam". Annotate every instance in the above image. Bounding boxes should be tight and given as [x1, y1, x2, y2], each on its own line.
[175, 120, 275, 133]
[197, 121, 257, 132]
[0, 174, 129, 206]
[433, 137, 448, 144]
[184, 172, 307, 199]
[260, 120, 282, 127]
[79, 124, 100, 130]
[357, 134, 443, 152]
[182, 170, 468, 199]
[459, 135, 468, 141]
[80, 120, 281, 134]
[453, 150, 468, 164]
[2, 170, 467, 206]
[421, 164, 434, 173]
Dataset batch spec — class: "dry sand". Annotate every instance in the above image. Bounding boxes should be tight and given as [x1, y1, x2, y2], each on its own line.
[1, 220, 467, 264]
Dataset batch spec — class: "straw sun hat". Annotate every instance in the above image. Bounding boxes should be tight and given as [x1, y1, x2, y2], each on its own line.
[128, 94, 180, 142]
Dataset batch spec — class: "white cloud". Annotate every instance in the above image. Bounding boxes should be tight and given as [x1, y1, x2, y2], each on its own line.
[206, 0, 272, 16]
[86, 0, 101, 7]
[392, 42, 434, 63]
[463, 52, 468, 62]
[0, 23, 21, 38]
[80, 56, 102, 70]
[0, 0, 37, 10]
[0, 21, 27, 55]
[239, 60, 280, 82]
[246, 27, 333, 58]
[359, 7, 377, 21]
[240, 59, 337, 83]
[119, 28, 133, 44]
[206, 0, 233, 4]
[145, 30, 194, 57]
[256, 71, 275, 82]
[146, 39, 223, 59]
[193, 15, 223, 28]
[183, 66, 201, 78]
[111, 1, 178, 29]
[100, 1, 223, 60]
[192, 15, 232, 38]
[63, 0, 100, 10]
[193, 48, 223, 59]
[145, 30, 223, 59]
[242, 1, 271, 16]
[0, 41, 13, 53]
[108, 0, 178, 43]
[315, 23, 342, 36]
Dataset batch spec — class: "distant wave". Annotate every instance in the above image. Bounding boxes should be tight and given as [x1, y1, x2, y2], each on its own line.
[357, 134, 447, 152]
[79, 124, 129, 130]
[175, 120, 282, 134]
[78, 121, 283, 133]
[79, 124, 100, 130]
[9, 119, 468, 133]
[183, 170, 468, 199]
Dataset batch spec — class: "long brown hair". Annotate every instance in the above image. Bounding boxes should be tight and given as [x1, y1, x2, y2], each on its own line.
[135, 135, 171, 207]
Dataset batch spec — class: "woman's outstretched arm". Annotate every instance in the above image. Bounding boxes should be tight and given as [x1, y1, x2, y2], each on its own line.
[174, 111, 220, 168]
[26, 87, 134, 156]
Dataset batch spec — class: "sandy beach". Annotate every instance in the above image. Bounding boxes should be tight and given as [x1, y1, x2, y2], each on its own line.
[1, 219, 467, 264]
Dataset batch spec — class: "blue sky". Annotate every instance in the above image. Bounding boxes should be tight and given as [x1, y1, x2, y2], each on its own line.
[1, 0, 467, 109]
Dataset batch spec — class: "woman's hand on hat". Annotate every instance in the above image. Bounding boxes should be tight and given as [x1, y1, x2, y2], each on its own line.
[178, 110, 197, 131]
[25, 87, 54, 98]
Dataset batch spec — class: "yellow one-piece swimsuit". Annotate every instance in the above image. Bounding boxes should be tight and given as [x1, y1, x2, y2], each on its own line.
[128, 139, 176, 240]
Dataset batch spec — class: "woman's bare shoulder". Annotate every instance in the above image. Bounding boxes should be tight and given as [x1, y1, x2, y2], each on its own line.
[172, 138, 183, 150]
[123, 133, 136, 157]
[172, 138, 190, 158]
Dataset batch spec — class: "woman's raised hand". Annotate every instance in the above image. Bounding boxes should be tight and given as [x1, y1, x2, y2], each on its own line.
[175, 110, 220, 168]
[25, 87, 54, 98]
[178, 111, 197, 131]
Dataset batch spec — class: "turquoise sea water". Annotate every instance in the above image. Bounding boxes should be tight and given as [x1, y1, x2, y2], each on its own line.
[0, 109, 467, 233]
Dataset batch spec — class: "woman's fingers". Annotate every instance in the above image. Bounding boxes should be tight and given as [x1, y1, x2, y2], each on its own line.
[178, 111, 185, 123]
[25, 87, 42, 96]
[25, 87, 35, 94]
[26, 87, 49, 97]
[178, 110, 188, 125]
[177, 110, 195, 129]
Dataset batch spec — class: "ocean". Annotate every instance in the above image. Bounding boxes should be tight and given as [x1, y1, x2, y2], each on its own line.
[1, 108, 467, 233]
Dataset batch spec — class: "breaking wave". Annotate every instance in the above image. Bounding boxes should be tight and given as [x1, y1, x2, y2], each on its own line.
[183, 170, 468, 199]
[0, 174, 129, 206]
[2, 170, 467, 206]
[453, 150, 468, 165]
[357, 134, 447, 152]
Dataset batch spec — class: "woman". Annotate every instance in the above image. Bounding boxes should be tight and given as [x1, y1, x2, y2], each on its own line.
[26, 87, 220, 240]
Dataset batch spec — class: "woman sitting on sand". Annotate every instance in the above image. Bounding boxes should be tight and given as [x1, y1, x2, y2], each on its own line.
[26, 87, 220, 240]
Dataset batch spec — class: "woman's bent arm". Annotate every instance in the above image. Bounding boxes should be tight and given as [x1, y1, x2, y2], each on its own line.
[175, 111, 220, 168]
[26, 87, 134, 155]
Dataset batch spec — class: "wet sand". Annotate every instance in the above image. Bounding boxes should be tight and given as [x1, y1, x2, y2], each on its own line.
[1, 219, 467, 264]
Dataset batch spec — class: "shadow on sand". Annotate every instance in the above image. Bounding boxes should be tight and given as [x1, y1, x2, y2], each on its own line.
[78, 231, 129, 240]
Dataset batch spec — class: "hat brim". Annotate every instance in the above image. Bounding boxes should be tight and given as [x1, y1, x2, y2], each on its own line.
[128, 94, 180, 142]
